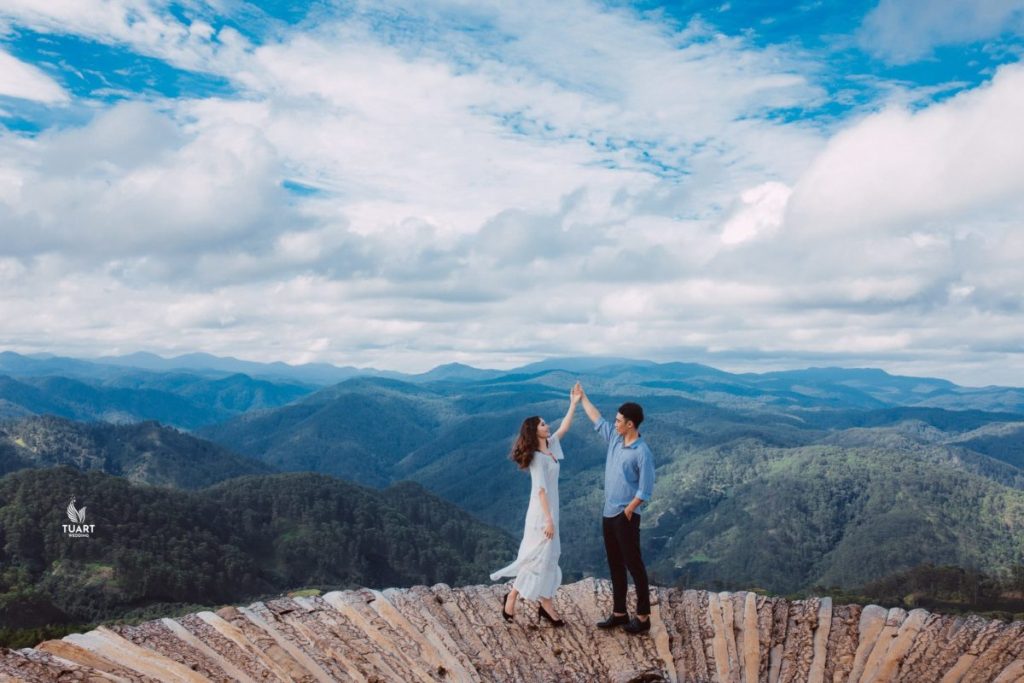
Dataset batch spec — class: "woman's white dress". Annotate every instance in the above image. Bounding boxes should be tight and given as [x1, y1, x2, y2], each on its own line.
[490, 434, 563, 600]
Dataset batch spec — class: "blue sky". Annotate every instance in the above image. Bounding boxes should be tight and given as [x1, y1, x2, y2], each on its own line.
[1, 0, 1023, 384]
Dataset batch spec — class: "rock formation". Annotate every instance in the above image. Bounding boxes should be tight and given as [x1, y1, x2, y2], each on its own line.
[2, 578, 1023, 682]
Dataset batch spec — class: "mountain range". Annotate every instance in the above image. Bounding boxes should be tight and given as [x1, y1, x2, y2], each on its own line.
[3, 350, 1024, 598]
[0, 361, 313, 429]
[197, 367, 1024, 593]
[5, 350, 1024, 412]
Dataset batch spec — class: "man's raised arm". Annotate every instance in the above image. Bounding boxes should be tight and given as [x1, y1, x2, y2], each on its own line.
[577, 381, 602, 424]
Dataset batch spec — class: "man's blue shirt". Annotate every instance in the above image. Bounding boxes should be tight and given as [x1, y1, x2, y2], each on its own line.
[595, 418, 655, 517]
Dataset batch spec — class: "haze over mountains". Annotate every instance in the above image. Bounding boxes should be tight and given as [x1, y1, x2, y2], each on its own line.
[5, 350, 1024, 420]
[2, 349, 1024, 616]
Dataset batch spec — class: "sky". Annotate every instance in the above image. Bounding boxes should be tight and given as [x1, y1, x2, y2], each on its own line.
[1, 0, 1023, 385]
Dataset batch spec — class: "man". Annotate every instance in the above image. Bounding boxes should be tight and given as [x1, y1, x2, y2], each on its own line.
[577, 382, 655, 635]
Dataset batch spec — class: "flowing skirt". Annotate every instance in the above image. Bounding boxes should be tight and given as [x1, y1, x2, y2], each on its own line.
[490, 511, 561, 600]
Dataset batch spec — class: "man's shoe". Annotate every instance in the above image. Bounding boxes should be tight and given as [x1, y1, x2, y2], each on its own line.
[596, 613, 629, 629]
[623, 616, 651, 634]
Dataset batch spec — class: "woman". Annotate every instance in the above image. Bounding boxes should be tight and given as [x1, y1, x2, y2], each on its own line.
[491, 384, 580, 626]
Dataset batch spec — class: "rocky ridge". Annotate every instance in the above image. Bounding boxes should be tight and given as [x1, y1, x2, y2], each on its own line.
[1, 578, 1023, 682]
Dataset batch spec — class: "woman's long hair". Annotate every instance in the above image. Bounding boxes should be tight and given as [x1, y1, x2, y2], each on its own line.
[510, 416, 541, 470]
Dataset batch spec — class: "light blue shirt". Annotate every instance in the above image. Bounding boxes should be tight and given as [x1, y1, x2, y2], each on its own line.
[595, 418, 655, 518]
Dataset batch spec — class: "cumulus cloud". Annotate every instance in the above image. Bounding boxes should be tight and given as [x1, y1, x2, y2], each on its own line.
[720, 182, 791, 245]
[0, 101, 304, 265]
[0, 49, 68, 102]
[785, 63, 1024, 240]
[0, 1, 1023, 384]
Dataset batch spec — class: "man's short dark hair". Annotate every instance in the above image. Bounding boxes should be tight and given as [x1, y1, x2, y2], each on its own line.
[618, 402, 644, 428]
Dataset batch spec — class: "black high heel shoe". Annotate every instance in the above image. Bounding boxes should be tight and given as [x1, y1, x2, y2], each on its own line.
[538, 604, 565, 627]
[501, 592, 514, 622]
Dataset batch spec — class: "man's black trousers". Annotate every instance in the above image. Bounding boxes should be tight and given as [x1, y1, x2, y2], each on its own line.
[602, 511, 650, 616]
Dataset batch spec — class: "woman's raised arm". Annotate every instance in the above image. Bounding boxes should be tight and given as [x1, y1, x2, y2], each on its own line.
[554, 383, 581, 441]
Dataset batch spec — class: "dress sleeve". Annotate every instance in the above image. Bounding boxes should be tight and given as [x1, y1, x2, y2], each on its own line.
[549, 434, 565, 460]
[529, 455, 546, 496]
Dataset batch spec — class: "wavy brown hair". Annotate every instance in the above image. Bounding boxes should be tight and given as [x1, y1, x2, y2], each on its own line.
[510, 416, 541, 469]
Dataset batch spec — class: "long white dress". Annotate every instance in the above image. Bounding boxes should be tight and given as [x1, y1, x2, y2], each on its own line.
[490, 434, 563, 600]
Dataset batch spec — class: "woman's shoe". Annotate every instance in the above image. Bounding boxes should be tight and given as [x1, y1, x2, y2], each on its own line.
[501, 592, 514, 622]
[538, 604, 565, 627]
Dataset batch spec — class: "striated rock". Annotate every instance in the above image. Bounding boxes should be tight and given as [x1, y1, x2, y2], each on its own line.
[1, 579, 1022, 682]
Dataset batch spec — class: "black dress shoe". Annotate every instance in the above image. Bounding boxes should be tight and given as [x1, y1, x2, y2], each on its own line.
[538, 604, 565, 627]
[501, 592, 514, 622]
[596, 613, 629, 629]
[623, 616, 651, 634]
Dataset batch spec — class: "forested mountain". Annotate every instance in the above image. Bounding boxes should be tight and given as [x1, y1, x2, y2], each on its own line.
[200, 369, 1024, 593]
[0, 467, 513, 634]
[0, 415, 274, 487]
[5, 350, 1024, 411]
[646, 432, 1024, 592]
[202, 379, 456, 486]
[0, 370, 313, 429]
[4, 352, 1024, 597]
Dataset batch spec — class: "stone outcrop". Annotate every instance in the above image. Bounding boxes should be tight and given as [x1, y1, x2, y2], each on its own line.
[2, 578, 1023, 682]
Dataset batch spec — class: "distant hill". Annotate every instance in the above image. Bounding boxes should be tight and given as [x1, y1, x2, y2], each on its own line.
[0, 351, 121, 379]
[0, 467, 514, 631]
[0, 375, 212, 427]
[198, 375, 569, 487]
[407, 362, 506, 382]
[99, 372, 313, 416]
[6, 350, 1024, 412]
[202, 372, 1024, 593]
[199, 381, 452, 487]
[7, 350, 1024, 595]
[947, 422, 1024, 470]
[93, 351, 383, 385]
[0, 370, 313, 430]
[0, 415, 275, 487]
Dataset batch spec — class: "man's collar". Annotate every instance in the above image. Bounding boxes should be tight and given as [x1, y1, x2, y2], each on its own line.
[620, 432, 643, 448]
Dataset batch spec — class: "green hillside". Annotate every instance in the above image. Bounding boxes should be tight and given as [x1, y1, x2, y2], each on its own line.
[0, 467, 514, 639]
[201, 373, 1024, 593]
[6, 359, 1024, 605]
[0, 415, 275, 488]
[648, 436, 1024, 592]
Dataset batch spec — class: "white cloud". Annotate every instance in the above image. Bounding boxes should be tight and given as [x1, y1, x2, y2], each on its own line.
[785, 63, 1024, 239]
[859, 0, 1024, 63]
[0, 1, 1023, 384]
[720, 182, 791, 244]
[0, 0, 250, 72]
[0, 49, 68, 102]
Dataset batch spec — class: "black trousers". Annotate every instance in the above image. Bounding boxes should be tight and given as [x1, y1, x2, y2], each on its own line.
[602, 511, 650, 616]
